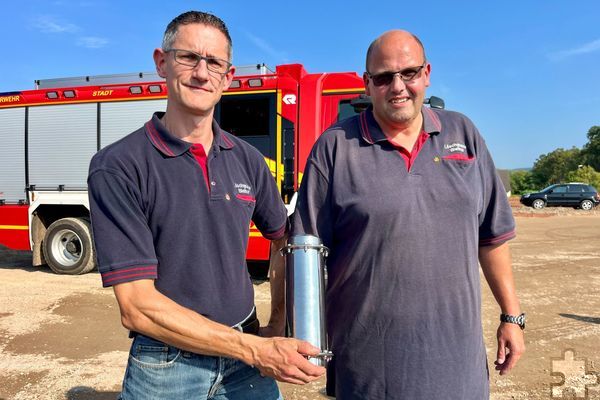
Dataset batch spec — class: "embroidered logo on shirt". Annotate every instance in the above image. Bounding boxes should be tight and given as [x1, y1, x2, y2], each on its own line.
[234, 183, 252, 194]
[443, 142, 467, 153]
[442, 142, 475, 162]
[234, 183, 255, 202]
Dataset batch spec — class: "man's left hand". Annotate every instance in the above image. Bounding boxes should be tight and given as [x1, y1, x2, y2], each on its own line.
[494, 322, 525, 375]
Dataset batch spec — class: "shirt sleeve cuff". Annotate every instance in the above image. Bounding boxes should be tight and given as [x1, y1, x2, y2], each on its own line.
[261, 220, 288, 241]
[101, 265, 158, 287]
[479, 229, 516, 247]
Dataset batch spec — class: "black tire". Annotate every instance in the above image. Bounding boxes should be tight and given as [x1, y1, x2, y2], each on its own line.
[532, 199, 545, 210]
[580, 199, 594, 211]
[42, 217, 96, 275]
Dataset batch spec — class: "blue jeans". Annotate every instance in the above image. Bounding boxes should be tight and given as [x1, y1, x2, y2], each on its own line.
[119, 334, 283, 400]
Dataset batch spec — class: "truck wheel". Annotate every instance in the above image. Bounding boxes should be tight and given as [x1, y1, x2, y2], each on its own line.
[580, 199, 594, 211]
[42, 218, 96, 275]
[532, 199, 545, 209]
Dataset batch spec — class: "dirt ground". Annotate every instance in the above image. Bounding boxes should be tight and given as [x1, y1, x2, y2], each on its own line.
[1, 205, 599, 399]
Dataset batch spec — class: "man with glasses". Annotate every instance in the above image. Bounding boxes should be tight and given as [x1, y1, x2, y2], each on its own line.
[292, 30, 525, 399]
[88, 10, 324, 399]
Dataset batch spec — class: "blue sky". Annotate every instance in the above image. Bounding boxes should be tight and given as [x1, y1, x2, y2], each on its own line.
[3, 1, 599, 169]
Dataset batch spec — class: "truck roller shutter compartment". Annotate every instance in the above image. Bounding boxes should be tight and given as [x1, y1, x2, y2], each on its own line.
[28, 104, 97, 189]
[0, 108, 26, 202]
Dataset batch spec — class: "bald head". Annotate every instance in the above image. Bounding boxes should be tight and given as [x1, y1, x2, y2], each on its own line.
[365, 30, 426, 72]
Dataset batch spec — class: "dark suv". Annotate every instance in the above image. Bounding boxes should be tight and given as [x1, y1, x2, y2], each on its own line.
[520, 183, 600, 210]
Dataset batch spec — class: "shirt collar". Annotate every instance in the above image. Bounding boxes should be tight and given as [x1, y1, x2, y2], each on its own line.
[144, 112, 235, 157]
[359, 106, 443, 145]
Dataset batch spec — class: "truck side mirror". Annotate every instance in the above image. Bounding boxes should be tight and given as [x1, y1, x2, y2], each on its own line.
[425, 96, 445, 109]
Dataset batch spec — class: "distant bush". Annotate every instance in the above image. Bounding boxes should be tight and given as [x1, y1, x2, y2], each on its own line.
[566, 166, 600, 190]
[510, 170, 536, 194]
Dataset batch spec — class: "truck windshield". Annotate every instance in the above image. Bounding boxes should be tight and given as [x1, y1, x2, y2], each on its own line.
[215, 92, 276, 160]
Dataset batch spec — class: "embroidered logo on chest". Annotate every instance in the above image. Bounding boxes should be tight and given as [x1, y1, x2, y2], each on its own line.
[443, 142, 467, 153]
[234, 183, 252, 194]
[440, 142, 475, 162]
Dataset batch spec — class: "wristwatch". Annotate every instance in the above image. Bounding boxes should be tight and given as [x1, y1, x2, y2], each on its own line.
[500, 313, 526, 330]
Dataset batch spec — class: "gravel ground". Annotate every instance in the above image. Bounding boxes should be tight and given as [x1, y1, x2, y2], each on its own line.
[1, 205, 599, 399]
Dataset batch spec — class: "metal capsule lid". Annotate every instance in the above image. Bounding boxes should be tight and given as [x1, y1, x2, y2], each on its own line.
[288, 234, 322, 246]
[281, 234, 329, 256]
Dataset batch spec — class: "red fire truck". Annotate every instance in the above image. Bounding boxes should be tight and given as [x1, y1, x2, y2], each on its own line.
[0, 64, 367, 274]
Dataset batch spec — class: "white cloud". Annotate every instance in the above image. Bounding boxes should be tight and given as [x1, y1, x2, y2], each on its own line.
[548, 38, 600, 61]
[77, 36, 109, 49]
[243, 30, 288, 61]
[32, 15, 79, 33]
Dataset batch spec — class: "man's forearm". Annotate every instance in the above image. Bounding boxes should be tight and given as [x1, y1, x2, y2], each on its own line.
[113, 279, 263, 365]
[480, 241, 526, 375]
[479, 242, 521, 314]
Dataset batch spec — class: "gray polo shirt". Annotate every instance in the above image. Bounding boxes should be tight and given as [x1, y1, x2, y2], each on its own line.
[292, 107, 515, 399]
[89, 113, 287, 327]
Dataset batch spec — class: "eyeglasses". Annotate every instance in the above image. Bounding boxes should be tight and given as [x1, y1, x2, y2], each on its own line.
[367, 63, 427, 87]
[165, 48, 232, 74]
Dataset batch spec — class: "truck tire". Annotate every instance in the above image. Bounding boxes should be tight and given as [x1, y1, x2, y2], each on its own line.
[42, 217, 96, 275]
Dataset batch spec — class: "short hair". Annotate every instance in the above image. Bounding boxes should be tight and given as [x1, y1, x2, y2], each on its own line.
[365, 32, 426, 72]
[162, 11, 233, 61]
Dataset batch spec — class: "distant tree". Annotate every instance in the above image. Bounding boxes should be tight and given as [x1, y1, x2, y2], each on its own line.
[509, 170, 535, 194]
[566, 165, 600, 190]
[530, 147, 582, 188]
[581, 126, 600, 171]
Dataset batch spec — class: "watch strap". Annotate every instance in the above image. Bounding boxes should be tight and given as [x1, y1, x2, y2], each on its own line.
[500, 313, 526, 330]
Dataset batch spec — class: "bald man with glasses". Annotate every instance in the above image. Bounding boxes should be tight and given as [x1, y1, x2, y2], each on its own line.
[292, 30, 525, 399]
